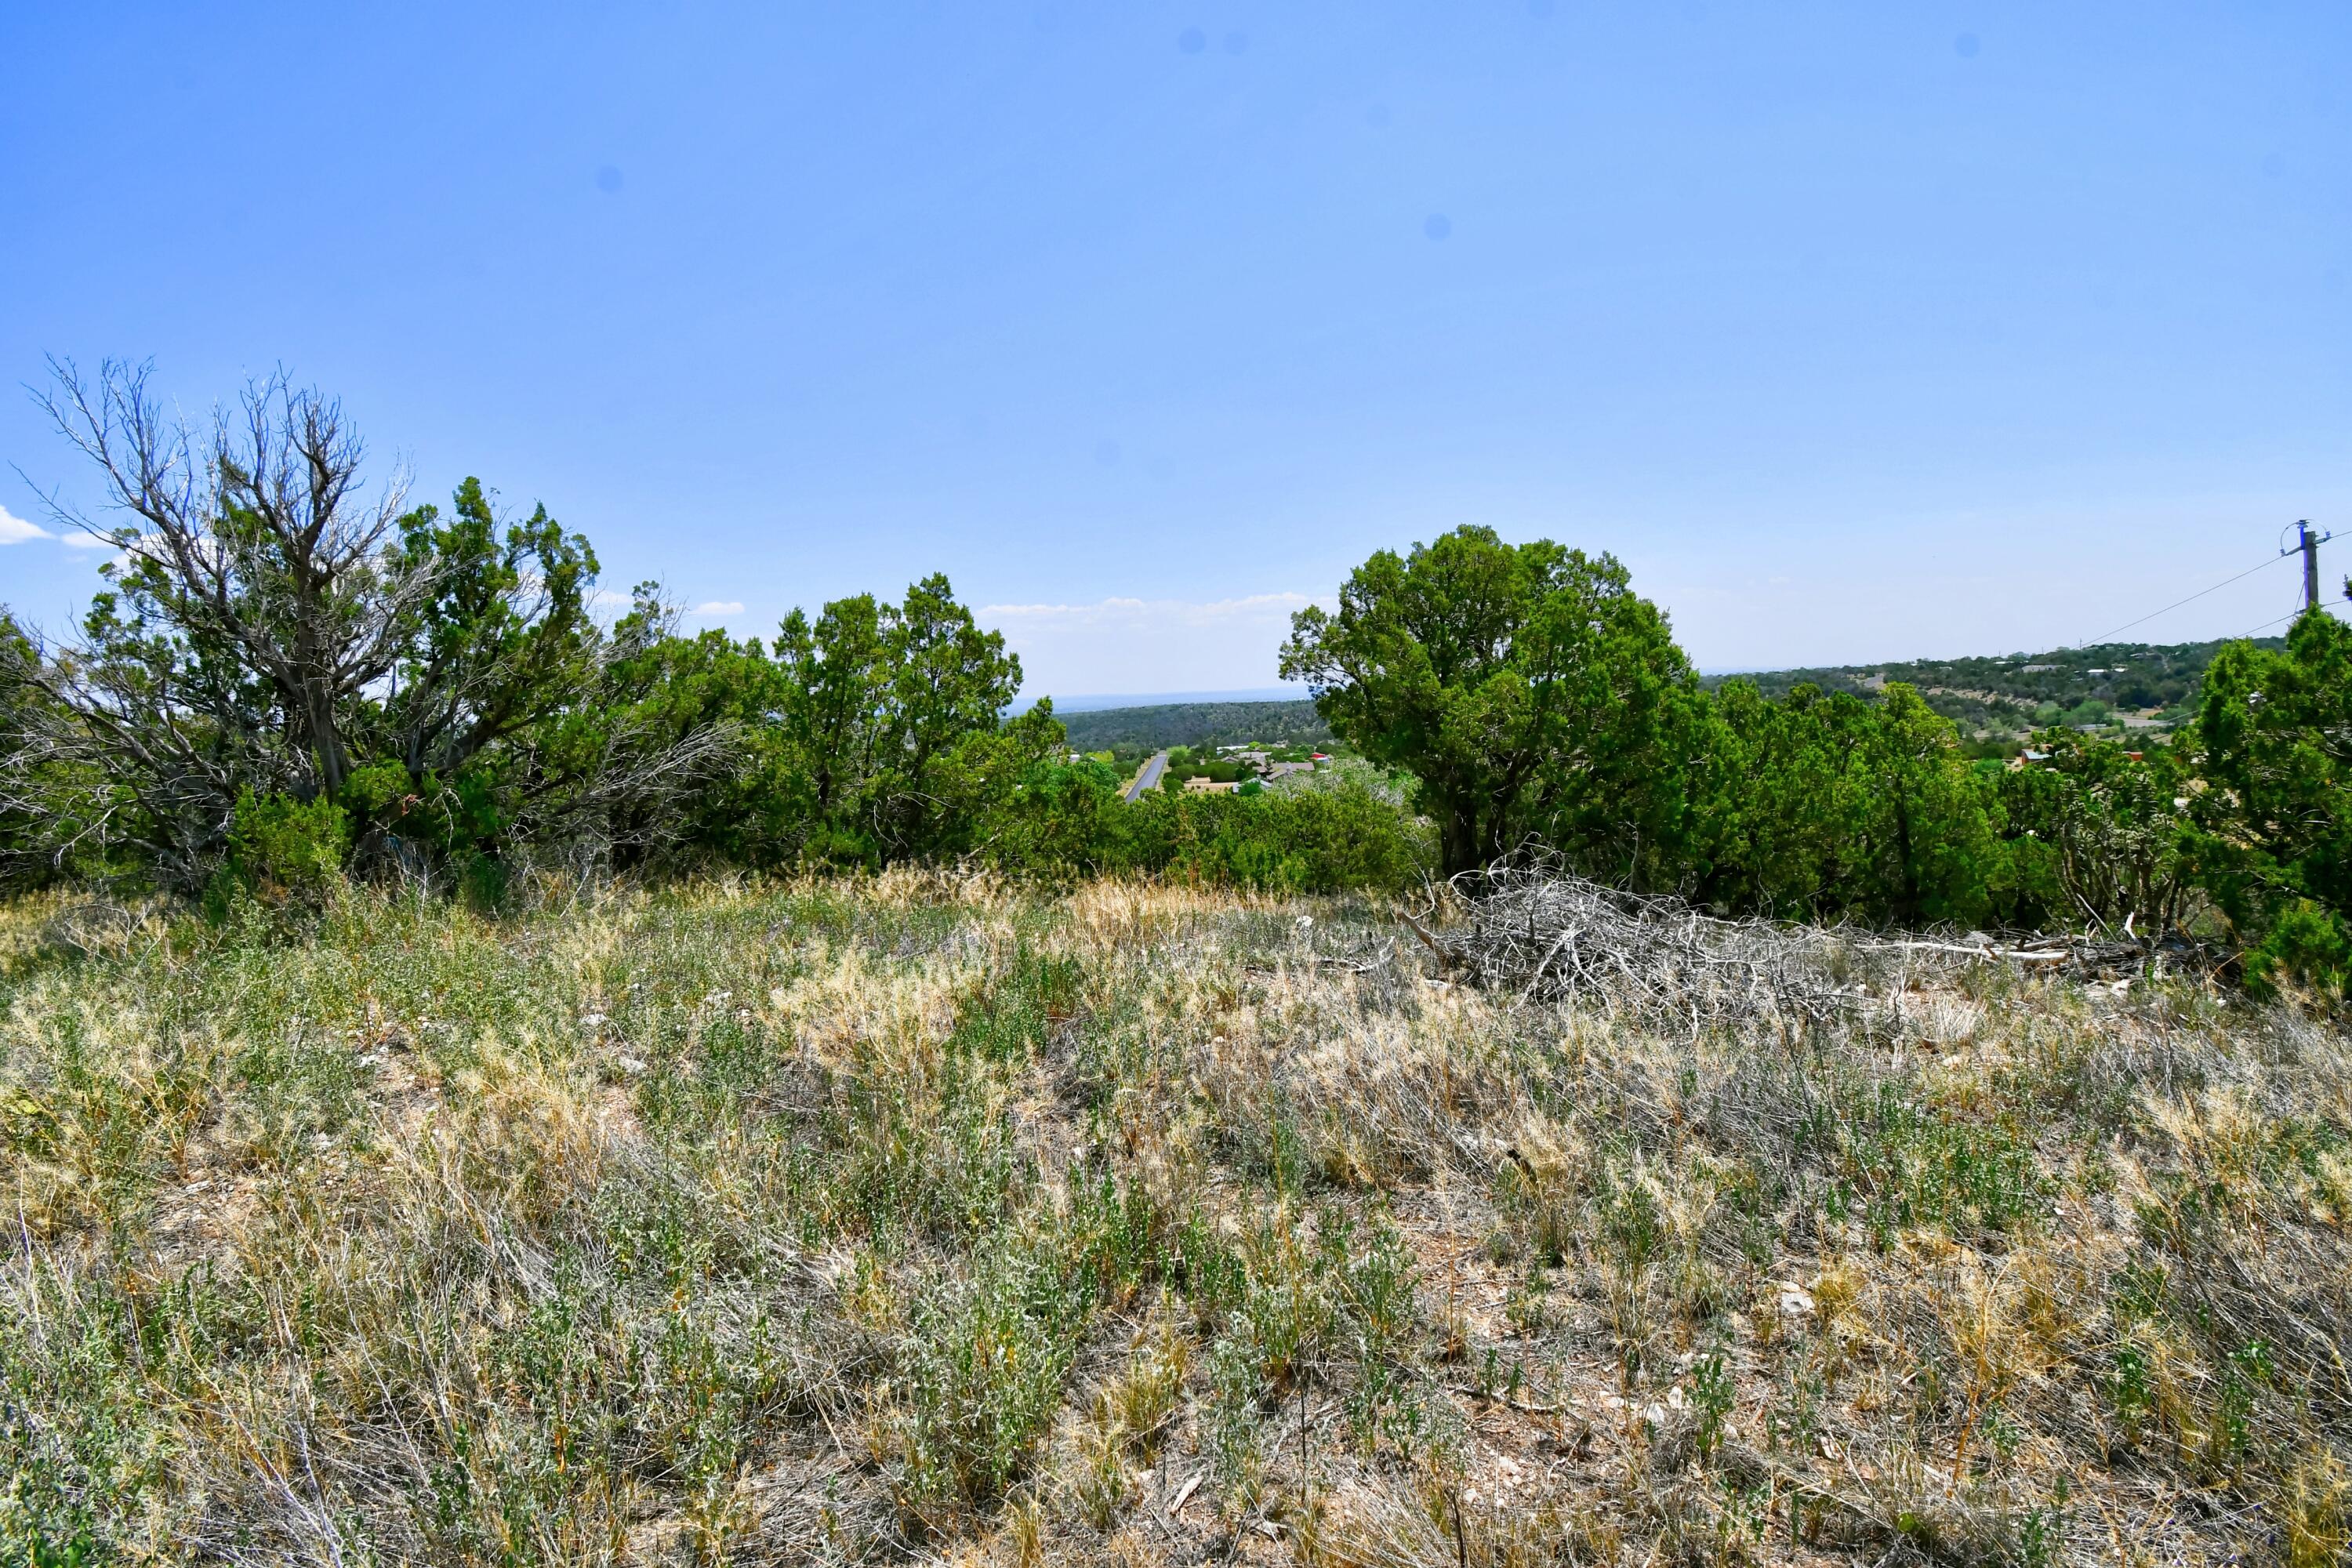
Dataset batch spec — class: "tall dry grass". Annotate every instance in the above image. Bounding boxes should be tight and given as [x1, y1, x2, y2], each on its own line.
[1, 873, 2346, 1564]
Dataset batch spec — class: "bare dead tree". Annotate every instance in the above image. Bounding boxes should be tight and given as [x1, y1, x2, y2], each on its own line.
[5, 359, 667, 891]
[33, 358, 433, 801]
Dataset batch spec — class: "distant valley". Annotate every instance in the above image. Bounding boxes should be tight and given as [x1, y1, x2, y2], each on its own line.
[1058, 634, 2289, 757]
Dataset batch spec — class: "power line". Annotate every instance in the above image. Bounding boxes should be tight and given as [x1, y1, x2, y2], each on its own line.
[2075, 552, 2294, 648]
[2239, 603, 2347, 641]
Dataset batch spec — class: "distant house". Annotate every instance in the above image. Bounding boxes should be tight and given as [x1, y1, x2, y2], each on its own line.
[1184, 776, 1238, 793]
[1264, 761, 1313, 779]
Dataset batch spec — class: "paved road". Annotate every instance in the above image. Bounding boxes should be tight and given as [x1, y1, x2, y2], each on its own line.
[1124, 750, 1170, 802]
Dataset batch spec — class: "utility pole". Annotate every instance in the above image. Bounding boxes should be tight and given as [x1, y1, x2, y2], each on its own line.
[2287, 521, 2335, 615]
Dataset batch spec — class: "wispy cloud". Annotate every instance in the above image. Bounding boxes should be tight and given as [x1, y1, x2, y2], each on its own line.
[58, 530, 117, 550]
[0, 505, 54, 545]
[977, 592, 1320, 695]
[692, 600, 746, 618]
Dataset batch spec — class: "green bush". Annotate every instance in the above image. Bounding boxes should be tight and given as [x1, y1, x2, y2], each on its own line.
[1700, 682, 2006, 927]
[895, 1245, 1091, 1519]
[2189, 612, 2352, 997]
[216, 789, 349, 909]
[1126, 782, 1432, 893]
[1996, 730, 2193, 934]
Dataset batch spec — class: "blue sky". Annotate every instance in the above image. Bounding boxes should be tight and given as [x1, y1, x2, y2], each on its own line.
[2, 2, 2346, 699]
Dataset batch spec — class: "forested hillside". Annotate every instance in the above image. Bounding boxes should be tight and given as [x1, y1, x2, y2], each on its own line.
[1071, 637, 2286, 760]
[1705, 636, 2289, 742]
[1058, 699, 1334, 755]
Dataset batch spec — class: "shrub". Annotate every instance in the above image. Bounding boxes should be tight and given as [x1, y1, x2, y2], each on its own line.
[2190, 612, 2352, 996]
[1127, 782, 1432, 893]
[216, 789, 349, 909]
[895, 1245, 1090, 1519]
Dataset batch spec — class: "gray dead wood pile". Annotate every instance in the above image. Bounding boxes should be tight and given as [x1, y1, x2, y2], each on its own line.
[1402, 858, 2212, 1036]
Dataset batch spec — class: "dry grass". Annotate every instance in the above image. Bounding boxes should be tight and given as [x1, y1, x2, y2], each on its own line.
[2, 872, 2347, 1564]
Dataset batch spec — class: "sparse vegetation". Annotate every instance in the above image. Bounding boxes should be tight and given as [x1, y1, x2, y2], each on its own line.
[4, 376, 2348, 1563]
[5, 874, 2346, 1563]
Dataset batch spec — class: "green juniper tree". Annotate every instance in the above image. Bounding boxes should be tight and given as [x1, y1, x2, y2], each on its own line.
[1279, 526, 1707, 882]
[1998, 728, 2192, 935]
[2187, 608, 2352, 994]
[1701, 681, 2005, 927]
[9, 360, 706, 891]
[770, 575, 1060, 866]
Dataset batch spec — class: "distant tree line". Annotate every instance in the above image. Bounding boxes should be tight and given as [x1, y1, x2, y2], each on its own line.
[4, 368, 2347, 994]
[1280, 524, 2352, 996]
[0, 365, 1427, 906]
[1057, 699, 1335, 756]
[1710, 638, 2263, 717]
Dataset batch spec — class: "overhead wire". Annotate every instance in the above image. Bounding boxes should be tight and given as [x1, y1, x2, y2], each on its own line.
[2238, 602, 2348, 641]
[2074, 551, 2295, 648]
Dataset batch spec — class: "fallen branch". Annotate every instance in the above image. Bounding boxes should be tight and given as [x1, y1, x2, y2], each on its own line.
[1414, 856, 2215, 1033]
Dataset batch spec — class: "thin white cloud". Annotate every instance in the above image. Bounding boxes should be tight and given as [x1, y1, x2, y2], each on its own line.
[0, 505, 54, 545]
[586, 587, 636, 610]
[977, 591, 1323, 695]
[692, 600, 746, 617]
[58, 529, 117, 550]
